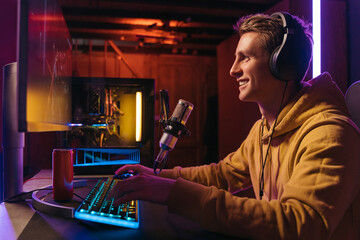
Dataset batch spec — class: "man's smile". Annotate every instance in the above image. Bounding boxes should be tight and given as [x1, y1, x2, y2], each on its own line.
[238, 79, 249, 86]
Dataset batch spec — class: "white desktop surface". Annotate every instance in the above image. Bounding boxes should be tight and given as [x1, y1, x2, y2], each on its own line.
[1, 170, 236, 240]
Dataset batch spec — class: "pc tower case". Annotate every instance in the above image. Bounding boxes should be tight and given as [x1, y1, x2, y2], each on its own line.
[67, 77, 154, 175]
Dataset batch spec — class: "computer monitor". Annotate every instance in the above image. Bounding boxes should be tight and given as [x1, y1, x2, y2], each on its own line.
[17, 0, 72, 132]
[1, 0, 71, 201]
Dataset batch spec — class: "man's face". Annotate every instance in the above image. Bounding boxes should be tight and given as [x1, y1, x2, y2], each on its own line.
[230, 32, 281, 104]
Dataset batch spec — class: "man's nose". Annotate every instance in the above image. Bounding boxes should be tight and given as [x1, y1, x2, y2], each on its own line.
[230, 60, 241, 78]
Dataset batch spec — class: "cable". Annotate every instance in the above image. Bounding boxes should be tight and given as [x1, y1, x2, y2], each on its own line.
[259, 81, 288, 200]
[153, 148, 169, 174]
[1, 181, 87, 205]
[0, 187, 52, 204]
[73, 193, 85, 201]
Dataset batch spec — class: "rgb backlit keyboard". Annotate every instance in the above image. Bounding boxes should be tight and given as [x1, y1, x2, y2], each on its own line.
[74, 176, 139, 229]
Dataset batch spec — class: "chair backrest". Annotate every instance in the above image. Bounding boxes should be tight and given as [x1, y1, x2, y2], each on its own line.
[345, 80, 360, 128]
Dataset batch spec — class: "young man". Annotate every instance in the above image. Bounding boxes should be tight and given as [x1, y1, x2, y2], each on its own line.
[110, 13, 360, 239]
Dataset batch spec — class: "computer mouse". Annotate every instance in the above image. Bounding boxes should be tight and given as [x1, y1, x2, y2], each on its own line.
[113, 172, 134, 180]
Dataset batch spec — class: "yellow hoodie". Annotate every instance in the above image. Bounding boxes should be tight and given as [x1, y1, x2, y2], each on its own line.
[159, 73, 360, 239]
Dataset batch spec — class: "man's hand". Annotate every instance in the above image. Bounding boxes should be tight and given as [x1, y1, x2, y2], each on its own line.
[109, 165, 176, 206]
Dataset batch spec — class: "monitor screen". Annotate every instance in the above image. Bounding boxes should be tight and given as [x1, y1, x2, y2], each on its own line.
[18, 0, 72, 132]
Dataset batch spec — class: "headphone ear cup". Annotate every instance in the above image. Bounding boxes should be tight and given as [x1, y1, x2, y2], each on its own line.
[272, 31, 311, 82]
[269, 12, 312, 83]
[270, 32, 297, 82]
[269, 46, 281, 80]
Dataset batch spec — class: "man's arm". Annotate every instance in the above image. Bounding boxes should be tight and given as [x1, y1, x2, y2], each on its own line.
[166, 122, 360, 239]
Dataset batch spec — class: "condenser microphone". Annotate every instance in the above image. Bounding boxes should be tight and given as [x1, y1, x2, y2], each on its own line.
[154, 99, 194, 174]
[160, 99, 194, 150]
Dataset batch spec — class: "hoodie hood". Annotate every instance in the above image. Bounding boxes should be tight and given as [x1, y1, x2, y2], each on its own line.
[262, 72, 350, 139]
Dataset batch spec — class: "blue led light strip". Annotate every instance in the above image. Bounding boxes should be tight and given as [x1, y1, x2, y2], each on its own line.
[74, 211, 139, 229]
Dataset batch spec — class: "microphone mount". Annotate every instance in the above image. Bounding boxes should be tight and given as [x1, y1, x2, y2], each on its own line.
[161, 119, 191, 138]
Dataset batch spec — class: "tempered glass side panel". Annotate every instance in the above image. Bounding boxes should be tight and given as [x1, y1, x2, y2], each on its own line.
[69, 77, 154, 148]
[18, 0, 72, 132]
[67, 77, 155, 171]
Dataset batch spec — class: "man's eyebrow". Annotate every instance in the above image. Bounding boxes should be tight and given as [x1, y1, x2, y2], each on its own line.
[236, 49, 256, 57]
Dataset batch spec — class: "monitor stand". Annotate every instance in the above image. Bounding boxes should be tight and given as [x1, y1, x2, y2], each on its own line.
[1, 62, 25, 201]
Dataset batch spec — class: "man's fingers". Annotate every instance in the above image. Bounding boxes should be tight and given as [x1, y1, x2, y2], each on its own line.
[115, 164, 154, 176]
[115, 164, 144, 175]
[115, 165, 135, 175]
[110, 174, 144, 199]
[110, 173, 174, 205]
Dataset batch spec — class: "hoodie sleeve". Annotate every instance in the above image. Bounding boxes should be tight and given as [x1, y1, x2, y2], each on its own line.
[159, 137, 255, 193]
[166, 119, 360, 239]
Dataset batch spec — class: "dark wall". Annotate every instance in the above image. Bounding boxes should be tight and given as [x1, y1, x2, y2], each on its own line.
[348, 0, 360, 85]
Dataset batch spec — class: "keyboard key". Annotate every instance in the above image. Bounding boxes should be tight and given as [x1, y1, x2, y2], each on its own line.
[79, 203, 89, 211]
[110, 205, 119, 215]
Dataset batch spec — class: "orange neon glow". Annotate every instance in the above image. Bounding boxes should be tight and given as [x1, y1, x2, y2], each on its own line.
[30, 14, 65, 22]
[113, 18, 182, 28]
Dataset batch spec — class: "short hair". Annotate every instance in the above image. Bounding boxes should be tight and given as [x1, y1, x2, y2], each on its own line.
[234, 13, 313, 58]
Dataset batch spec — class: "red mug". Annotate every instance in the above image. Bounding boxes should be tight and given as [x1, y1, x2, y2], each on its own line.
[52, 149, 73, 202]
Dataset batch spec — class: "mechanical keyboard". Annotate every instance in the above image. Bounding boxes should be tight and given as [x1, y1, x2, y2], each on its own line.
[74, 175, 139, 229]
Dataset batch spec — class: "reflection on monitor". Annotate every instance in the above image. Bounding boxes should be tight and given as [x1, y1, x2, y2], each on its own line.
[18, 0, 72, 132]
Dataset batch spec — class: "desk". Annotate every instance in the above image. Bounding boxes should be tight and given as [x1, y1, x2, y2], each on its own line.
[1, 170, 235, 240]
